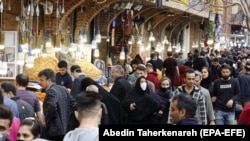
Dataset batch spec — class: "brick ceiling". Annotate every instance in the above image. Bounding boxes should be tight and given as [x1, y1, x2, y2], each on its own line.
[22, 0, 202, 34]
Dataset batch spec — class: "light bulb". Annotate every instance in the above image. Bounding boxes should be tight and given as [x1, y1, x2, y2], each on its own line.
[96, 29, 101, 43]
[26, 49, 34, 68]
[17, 45, 24, 65]
[119, 47, 125, 60]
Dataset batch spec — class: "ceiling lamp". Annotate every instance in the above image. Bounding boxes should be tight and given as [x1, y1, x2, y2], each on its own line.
[119, 47, 125, 60]
[25, 48, 34, 68]
[162, 35, 169, 44]
[0, 53, 7, 75]
[95, 29, 101, 43]
[95, 12, 102, 43]
[94, 45, 99, 58]
[17, 45, 25, 65]
[149, 32, 155, 42]
[68, 37, 76, 52]
[82, 30, 88, 43]
[54, 34, 61, 52]
[61, 0, 65, 13]
[41, 45, 47, 57]
[137, 36, 142, 45]
[91, 36, 97, 49]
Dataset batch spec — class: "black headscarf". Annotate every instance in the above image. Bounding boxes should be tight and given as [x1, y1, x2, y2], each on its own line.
[80, 77, 123, 124]
[134, 76, 150, 95]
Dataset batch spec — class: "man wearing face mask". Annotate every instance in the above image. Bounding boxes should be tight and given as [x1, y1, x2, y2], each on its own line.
[123, 76, 161, 124]
[212, 64, 240, 125]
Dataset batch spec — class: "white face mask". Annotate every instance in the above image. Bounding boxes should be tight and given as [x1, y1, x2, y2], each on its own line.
[140, 82, 147, 91]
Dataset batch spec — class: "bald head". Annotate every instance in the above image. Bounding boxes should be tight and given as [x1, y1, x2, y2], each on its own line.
[86, 85, 99, 93]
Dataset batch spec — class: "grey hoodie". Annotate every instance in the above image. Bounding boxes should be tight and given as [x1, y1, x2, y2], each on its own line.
[63, 128, 99, 141]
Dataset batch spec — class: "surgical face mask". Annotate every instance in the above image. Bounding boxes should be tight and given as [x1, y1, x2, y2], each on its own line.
[0, 134, 6, 141]
[140, 82, 147, 91]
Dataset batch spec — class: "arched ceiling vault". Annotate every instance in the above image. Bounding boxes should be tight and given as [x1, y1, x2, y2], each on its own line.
[35, 0, 204, 38]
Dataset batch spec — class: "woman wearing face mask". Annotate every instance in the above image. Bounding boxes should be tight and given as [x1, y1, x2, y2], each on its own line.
[123, 76, 161, 124]
[153, 77, 173, 124]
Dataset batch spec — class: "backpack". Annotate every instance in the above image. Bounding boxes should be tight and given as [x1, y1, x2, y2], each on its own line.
[14, 98, 35, 120]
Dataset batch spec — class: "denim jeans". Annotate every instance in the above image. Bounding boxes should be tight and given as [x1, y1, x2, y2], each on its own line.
[215, 110, 236, 125]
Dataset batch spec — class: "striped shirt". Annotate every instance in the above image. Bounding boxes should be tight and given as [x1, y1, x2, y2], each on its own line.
[168, 85, 207, 125]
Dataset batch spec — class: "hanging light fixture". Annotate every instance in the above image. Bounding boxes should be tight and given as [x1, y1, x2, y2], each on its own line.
[61, 0, 65, 14]
[94, 44, 99, 58]
[137, 36, 142, 45]
[0, 1, 4, 50]
[82, 30, 87, 43]
[106, 35, 110, 42]
[41, 45, 47, 57]
[91, 36, 97, 49]
[167, 43, 172, 52]
[119, 47, 125, 60]
[68, 37, 76, 52]
[45, 37, 52, 47]
[128, 34, 134, 45]
[95, 29, 101, 43]
[162, 35, 169, 45]
[149, 32, 155, 42]
[54, 34, 61, 52]
[95, 11, 102, 43]
[0, 52, 7, 75]
[120, 12, 126, 61]
[25, 48, 34, 68]
[17, 45, 25, 65]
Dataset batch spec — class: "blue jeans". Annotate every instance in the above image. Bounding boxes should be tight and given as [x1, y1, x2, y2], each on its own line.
[215, 110, 235, 125]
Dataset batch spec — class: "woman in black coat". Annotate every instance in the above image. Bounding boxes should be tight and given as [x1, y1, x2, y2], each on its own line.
[80, 77, 123, 124]
[123, 76, 161, 124]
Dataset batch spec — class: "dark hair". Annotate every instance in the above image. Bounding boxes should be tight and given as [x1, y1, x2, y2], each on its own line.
[130, 58, 142, 65]
[80, 77, 99, 92]
[70, 65, 82, 73]
[212, 57, 219, 62]
[58, 60, 68, 68]
[184, 68, 195, 78]
[220, 63, 231, 71]
[0, 90, 3, 104]
[167, 51, 172, 57]
[38, 68, 55, 82]
[76, 91, 102, 119]
[150, 53, 156, 59]
[19, 118, 42, 139]
[134, 54, 143, 64]
[172, 94, 196, 118]
[1, 82, 16, 96]
[0, 105, 13, 126]
[135, 64, 146, 72]
[16, 73, 29, 87]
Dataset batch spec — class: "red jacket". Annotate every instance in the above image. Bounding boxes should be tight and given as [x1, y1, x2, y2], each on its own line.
[173, 65, 188, 87]
[147, 71, 159, 90]
[238, 103, 250, 125]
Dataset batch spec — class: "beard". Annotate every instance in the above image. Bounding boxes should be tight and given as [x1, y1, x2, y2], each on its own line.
[222, 75, 230, 80]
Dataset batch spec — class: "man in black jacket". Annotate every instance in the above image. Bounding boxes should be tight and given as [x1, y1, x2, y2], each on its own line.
[110, 65, 132, 103]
